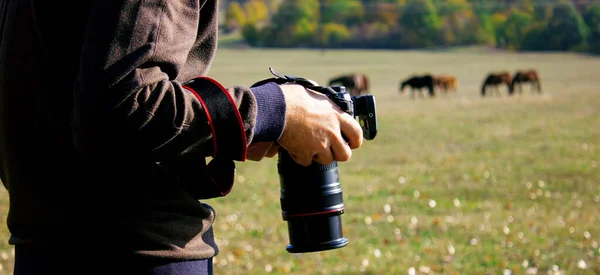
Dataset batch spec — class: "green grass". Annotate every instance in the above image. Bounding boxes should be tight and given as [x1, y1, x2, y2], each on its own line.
[1, 48, 599, 274]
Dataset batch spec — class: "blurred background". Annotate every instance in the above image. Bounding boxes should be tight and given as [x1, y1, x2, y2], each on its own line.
[218, 0, 600, 54]
[0, 0, 599, 274]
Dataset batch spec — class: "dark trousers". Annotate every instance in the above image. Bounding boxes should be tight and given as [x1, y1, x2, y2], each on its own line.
[14, 245, 213, 275]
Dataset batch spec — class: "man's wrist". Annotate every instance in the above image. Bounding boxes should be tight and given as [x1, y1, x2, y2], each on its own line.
[250, 82, 286, 143]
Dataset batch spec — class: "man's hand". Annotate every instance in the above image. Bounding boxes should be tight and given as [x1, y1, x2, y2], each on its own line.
[247, 142, 280, 161]
[277, 83, 363, 167]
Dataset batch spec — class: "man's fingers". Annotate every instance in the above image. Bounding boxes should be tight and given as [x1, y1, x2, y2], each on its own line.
[265, 143, 280, 158]
[313, 148, 334, 165]
[290, 151, 313, 167]
[330, 135, 352, 162]
[339, 114, 363, 149]
[246, 142, 274, 161]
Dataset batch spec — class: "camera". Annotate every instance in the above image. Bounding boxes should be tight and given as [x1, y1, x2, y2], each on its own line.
[250, 68, 378, 253]
[278, 86, 377, 253]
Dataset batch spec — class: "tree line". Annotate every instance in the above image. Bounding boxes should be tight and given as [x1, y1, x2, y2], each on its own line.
[222, 0, 600, 54]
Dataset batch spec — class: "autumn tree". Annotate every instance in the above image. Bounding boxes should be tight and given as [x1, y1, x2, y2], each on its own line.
[322, 0, 365, 25]
[244, 0, 270, 25]
[437, 0, 477, 45]
[582, 3, 600, 53]
[545, 2, 589, 50]
[258, 0, 320, 47]
[322, 23, 352, 47]
[225, 1, 247, 32]
[398, 0, 442, 47]
[496, 8, 533, 50]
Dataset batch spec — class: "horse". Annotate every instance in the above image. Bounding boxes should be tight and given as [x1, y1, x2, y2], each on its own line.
[328, 73, 370, 97]
[434, 74, 459, 94]
[481, 71, 512, 97]
[399, 74, 435, 98]
[511, 69, 542, 94]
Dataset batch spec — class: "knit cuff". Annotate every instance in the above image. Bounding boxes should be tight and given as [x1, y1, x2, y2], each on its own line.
[250, 82, 286, 143]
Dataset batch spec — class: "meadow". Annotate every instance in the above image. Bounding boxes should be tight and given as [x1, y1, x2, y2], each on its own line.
[0, 47, 599, 274]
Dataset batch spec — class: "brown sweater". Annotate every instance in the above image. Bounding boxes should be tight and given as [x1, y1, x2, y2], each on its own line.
[0, 0, 284, 262]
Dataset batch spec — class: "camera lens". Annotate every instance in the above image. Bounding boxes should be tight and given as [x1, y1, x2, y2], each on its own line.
[278, 149, 348, 253]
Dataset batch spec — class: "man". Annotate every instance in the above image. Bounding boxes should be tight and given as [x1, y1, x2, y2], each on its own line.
[0, 1, 363, 274]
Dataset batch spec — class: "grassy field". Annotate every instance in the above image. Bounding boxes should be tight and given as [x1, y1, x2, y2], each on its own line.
[1, 47, 599, 274]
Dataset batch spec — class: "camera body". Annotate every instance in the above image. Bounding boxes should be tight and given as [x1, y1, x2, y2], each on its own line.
[278, 86, 377, 253]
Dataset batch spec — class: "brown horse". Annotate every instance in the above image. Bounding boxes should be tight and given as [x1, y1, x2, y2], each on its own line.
[434, 74, 459, 94]
[400, 74, 435, 98]
[328, 73, 370, 97]
[511, 69, 542, 94]
[481, 71, 512, 97]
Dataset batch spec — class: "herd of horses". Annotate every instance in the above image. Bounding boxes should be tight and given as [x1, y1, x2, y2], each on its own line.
[398, 74, 459, 97]
[481, 70, 542, 96]
[327, 69, 542, 98]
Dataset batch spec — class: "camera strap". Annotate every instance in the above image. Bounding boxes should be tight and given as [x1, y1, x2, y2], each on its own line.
[251, 67, 353, 115]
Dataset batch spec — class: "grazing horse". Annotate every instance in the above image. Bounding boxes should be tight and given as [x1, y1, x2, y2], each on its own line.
[399, 74, 435, 98]
[434, 74, 459, 94]
[481, 71, 512, 97]
[511, 69, 542, 94]
[328, 73, 370, 97]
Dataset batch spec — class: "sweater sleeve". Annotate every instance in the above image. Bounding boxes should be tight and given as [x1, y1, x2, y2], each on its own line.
[71, 0, 285, 163]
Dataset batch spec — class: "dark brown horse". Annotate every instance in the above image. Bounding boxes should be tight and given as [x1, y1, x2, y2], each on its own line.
[481, 72, 512, 97]
[328, 73, 370, 97]
[400, 74, 435, 98]
[511, 69, 542, 94]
